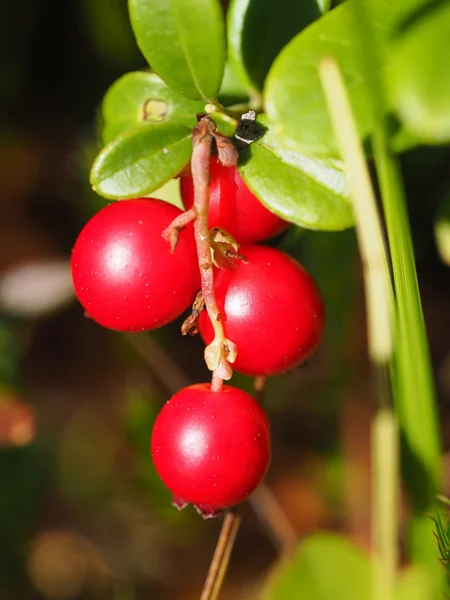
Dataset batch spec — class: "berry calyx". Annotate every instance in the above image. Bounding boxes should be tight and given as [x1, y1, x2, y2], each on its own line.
[198, 245, 325, 376]
[71, 199, 200, 331]
[151, 383, 271, 517]
[180, 157, 288, 245]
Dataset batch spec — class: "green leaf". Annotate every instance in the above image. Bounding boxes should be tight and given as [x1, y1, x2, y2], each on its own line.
[227, 0, 321, 92]
[316, 0, 331, 13]
[261, 534, 433, 600]
[239, 117, 353, 230]
[389, 2, 450, 144]
[129, 0, 226, 101]
[218, 62, 249, 105]
[395, 567, 434, 600]
[79, 0, 139, 66]
[264, 0, 425, 155]
[150, 177, 183, 210]
[435, 191, 450, 266]
[101, 71, 204, 145]
[261, 534, 371, 600]
[90, 123, 192, 199]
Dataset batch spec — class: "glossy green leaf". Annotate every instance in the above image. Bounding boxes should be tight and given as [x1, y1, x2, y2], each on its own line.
[261, 534, 371, 600]
[264, 0, 425, 155]
[129, 0, 225, 100]
[101, 71, 204, 145]
[389, 2, 450, 144]
[90, 123, 192, 199]
[227, 0, 321, 92]
[239, 117, 353, 230]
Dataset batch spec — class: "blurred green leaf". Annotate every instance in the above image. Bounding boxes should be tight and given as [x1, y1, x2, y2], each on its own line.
[101, 71, 204, 145]
[79, 0, 139, 66]
[285, 228, 358, 350]
[316, 0, 331, 12]
[264, 0, 424, 155]
[58, 407, 116, 506]
[390, 123, 420, 154]
[395, 567, 434, 600]
[0, 317, 20, 390]
[124, 391, 188, 522]
[129, 0, 226, 100]
[125, 392, 159, 457]
[239, 116, 353, 230]
[435, 191, 450, 266]
[217, 62, 249, 106]
[0, 442, 49, 587]
[389, 2, 450, 145]
[90, 123, 192, 199]
[262, 533, 433, 599]
[227, 0, 321, 92]
[261, 534, 371, 600]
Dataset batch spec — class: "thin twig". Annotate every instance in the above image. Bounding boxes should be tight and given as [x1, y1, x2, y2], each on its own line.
[123, 332, 189, 392]
[249, 376, 297, 554]
[200, 510, 241, 600]
[249, 485, 297, 554]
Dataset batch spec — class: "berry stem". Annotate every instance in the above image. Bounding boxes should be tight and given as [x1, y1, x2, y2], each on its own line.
[211, 372, 224, 393]
[200, 509, 241, 600]
[191, 117, 221, 334]
[254, 376, 266, 405]
[191, 116, 237, 383]
[249, 485, 297, 554]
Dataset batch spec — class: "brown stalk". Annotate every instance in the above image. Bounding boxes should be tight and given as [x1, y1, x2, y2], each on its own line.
[200, 510, 241, 600]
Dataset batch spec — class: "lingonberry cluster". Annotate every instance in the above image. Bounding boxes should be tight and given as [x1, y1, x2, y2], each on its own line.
[70, 142, 324, 517]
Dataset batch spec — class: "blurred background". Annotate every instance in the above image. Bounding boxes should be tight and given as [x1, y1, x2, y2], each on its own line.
[1, 0, 450, 598]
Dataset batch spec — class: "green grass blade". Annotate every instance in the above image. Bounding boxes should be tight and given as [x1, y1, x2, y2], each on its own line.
[374, 134, 441, 565]
[319, 56, 398, 600]
[350, 0, 442, 568]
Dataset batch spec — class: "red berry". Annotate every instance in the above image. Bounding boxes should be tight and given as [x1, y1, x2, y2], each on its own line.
[71, 199, 200, 331]
[180, 157, 288, 244]
[151, 383, 271, 516]
[198, 245, 325, 376]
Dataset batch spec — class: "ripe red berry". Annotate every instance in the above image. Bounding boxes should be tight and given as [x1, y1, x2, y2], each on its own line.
[151, 383, 271, 516]
[198, 245, 325, 376]
[180, 157, 288, 244]
[71, 199, 200, 331]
